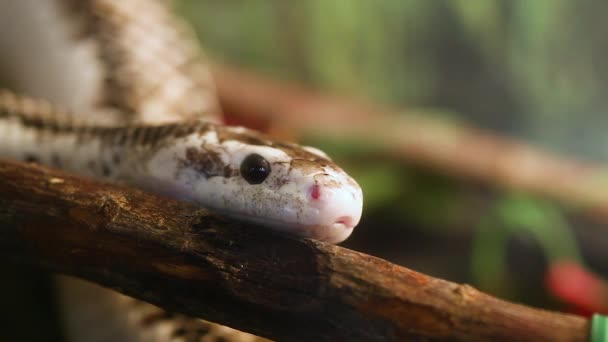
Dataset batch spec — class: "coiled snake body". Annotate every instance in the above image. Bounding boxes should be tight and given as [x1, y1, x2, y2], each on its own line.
[0, 0, 363, 340]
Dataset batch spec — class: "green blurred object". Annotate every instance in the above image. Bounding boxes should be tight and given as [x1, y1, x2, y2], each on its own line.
[471, 193, 582, 296]
[591, 314, 608, 342]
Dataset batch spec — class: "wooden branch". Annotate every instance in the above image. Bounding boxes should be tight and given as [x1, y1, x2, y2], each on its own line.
[0, 159, 589, 341]
[213, 64, 608, 222]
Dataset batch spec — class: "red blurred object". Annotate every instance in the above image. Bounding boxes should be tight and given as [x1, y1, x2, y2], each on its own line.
[545, 260, 608, 316]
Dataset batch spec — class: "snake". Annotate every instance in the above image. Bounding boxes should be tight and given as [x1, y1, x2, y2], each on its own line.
[0, 90, 362, 243]
[0, 0, 363, 341]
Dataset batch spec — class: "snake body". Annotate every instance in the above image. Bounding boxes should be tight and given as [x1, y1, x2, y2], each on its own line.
[0, 0, 220, 124]
[0, 0, 362, 340]
[0, 90, 362, 243]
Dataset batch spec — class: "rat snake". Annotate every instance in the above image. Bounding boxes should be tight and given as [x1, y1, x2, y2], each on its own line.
[0, 0, 363, 341]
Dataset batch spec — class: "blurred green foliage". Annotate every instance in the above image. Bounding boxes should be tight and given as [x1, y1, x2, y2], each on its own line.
[177, 0, 608, 160]
[471, 194, 582, 297]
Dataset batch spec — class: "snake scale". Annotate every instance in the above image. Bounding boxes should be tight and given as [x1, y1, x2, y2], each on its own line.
[0, 0, 363, 341]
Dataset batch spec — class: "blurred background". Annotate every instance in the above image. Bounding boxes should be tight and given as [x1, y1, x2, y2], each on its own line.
[3, 0, 608, 340]
[181, 0, 608, 159]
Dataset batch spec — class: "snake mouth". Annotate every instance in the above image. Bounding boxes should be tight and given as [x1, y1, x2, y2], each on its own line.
[320, 221, 355, 243]
[333, 216, 354, 229]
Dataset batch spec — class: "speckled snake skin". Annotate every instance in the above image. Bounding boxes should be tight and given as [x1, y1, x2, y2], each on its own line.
[0, 1, 363, 341]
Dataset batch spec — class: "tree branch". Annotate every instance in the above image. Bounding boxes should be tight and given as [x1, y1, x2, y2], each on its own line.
[0, 159, 589, 341]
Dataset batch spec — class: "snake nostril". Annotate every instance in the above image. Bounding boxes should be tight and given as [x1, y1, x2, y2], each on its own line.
[310, 184, 321, 200]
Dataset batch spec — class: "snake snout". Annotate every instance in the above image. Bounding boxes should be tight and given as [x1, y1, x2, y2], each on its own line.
[305, 182, 362, 243]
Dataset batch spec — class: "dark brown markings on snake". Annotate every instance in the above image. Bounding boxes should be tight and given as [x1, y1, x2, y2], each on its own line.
[0, 92, 81, 134]
[131, 126, 144, 145]
[60, 0, 221, 120]
[118, 122, 202, 148]
[105, 126, 127, 146]
[277, 143, 334, 168]
[142, 125, 163, 145]
[314, 172, 341, 188]
[216, 125, 341, 173]
[288, 158, 330, 174]
[223, 164, 238, 177]
[106, 122, 199, 146]
[177, 147, 235, 179]
[0, 102, 206, 150]
[272, 175, 290, 188]
[139, 126, 154, 145]
[60, 0, 136, 116]
[9, 110, 74, 133]
[142, 126, 162, 146]
[176, 122, 201, 138]
[134, 122, 202, 147]
[141, 125, 170, 146]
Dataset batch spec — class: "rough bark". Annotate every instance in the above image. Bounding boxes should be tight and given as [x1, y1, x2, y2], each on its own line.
[0, 159, 589, 341]
[213, 64, 608, 222]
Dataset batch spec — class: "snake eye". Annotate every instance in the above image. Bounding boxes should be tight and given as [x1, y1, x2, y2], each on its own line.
[240, 153, 271, 184]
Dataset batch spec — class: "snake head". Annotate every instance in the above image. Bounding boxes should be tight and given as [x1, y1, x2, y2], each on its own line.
[145, 124, 363, 244]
